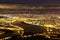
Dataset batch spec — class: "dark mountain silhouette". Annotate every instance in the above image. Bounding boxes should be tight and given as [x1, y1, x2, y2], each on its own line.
[12, 21, 47, 34]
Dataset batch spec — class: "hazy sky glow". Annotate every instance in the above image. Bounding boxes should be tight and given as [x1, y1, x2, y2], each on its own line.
[0, 0, 60, 6]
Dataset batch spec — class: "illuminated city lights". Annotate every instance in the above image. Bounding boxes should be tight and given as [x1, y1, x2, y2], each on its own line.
[0, 4, 60, 40]
[43, 24, 56, 28]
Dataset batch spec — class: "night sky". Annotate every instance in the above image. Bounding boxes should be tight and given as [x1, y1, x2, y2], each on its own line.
[0, 0, 60, 6]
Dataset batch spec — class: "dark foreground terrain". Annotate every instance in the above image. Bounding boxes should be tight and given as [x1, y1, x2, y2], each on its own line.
[7, 35, 50, 40]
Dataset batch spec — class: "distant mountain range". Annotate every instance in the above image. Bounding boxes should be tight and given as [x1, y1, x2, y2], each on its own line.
[0, 0, 60, 6]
